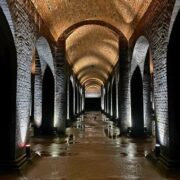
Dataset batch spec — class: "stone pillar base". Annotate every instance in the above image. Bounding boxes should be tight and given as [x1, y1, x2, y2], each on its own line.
[159, 154, 180, 169]
[147, 150, 180, 171]
[0, 154, 27, 172]
[127, 127, 149, 137]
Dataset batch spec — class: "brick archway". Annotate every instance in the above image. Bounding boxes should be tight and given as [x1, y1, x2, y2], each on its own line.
[130, 36, 153, 136]
[32, 37, 55, 130]
[59, 20, 127, 43]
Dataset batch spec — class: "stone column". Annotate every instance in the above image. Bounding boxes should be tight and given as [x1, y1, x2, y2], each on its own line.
[104, 87, 107, 114]
[118, 44, 129, 133]
[82, 88, 85, 112]
[115, 72, 119, 120]
[110, 80, 113, 117]
[54, 42, 67, 134]
[67, 76, 70, 120]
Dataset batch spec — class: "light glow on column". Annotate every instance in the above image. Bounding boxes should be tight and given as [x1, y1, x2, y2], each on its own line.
[101, 87, 105, 110]
[110, 83, 113, 116]
[54, 84, 58, 128]
[116, 80, 119, 119]
[128, 89, 132, 127]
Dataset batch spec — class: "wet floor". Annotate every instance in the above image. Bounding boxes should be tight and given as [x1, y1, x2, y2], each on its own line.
[1, 112, 180, 179]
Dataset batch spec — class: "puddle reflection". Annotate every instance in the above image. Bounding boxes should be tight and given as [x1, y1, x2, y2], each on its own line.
[104, 120, 120, 139]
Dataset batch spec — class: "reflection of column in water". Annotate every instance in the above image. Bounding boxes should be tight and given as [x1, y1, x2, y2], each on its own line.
[81, 115, 84, 121]
[134, 163, 142, 177]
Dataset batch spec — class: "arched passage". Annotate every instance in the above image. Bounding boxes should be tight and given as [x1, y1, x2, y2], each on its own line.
[131, 67, 144, 135]
[130, 36, 154, 136]
[65, 23, 124, 101]
[167, 10, 180, 159]
[31, 37, 55, 134]
[41, 66, 55, 135]
[0, 6, 17, 163]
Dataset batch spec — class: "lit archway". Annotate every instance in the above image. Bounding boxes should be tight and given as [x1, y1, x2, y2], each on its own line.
[32, 37, 55, 133]
[130, 36, 154, 136]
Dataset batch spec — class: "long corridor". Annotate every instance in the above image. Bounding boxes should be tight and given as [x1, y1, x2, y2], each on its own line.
[1, 112, 175, 180]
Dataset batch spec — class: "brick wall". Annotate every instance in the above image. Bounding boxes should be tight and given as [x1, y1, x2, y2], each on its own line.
[9, 1, 37, 159]
[53, 45, 67, 134]
[129, 0, 176, 159]
[34, 50, 43, 127]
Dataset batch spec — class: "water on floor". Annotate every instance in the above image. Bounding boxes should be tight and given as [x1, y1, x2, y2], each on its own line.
[0, 112, 179, 179]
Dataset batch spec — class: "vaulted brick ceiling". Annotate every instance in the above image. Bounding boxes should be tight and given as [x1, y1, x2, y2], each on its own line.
[66, 25, 119, 93]
[31, 0, 152, 96]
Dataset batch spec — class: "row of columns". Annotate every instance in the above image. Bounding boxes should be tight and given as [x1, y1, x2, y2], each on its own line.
[102, 72, 119, 124]
[32, 42, 85, 136]
[101, 62, 153, 137]
[67, 78, 85, 121]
